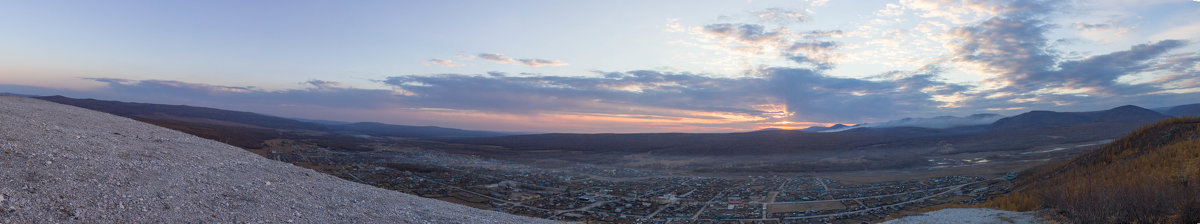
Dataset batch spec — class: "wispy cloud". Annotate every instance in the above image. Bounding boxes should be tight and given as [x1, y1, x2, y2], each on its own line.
[477, 53, 514, 64]
[477, 53, 568, 67]
[753, 8, 807, 24]
[517, 59, 568, 67]
[900, 0, 1006, 24]
[694, 21, 842, 69]
[423, 59, 462, 67]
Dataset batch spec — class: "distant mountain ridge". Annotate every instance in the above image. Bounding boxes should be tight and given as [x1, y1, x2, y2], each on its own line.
[1162, 103, 1200, 117]
[990, 105, 1168, 130]
[449, 104, 1182, 158]
[34, 95, 508, 138]
[36, 95, 329, 131]
[0, 92, 38, 97]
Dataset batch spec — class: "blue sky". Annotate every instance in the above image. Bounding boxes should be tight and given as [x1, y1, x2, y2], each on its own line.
[2, 0, 1199, 133]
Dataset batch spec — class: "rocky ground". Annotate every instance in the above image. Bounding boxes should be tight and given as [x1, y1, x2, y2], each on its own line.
[0, 95, 556, 223]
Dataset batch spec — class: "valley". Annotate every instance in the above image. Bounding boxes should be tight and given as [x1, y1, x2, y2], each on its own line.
[32, 95, 1197, 223]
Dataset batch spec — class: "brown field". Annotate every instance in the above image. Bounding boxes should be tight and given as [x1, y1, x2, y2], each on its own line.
[766, 201, 846, 214]
[822, 160, 1051, 185]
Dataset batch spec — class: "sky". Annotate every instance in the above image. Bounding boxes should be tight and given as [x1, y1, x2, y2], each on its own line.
[1, 0, 1199, 133]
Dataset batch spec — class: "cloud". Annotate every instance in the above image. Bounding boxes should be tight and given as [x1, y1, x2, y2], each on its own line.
[1048, 40, 1187, 94]
[304, 80, 349, 90]
[1072, 22, 1112, 30]
[764, 68, 969, 121]
[664, 18, 684, 32]
[696, 22, 842, 69]
[668, 7, 848, 72]
[373, 67, 974, 124]
[476, 53, 568, 67]
[477, 53, 516, 64]
[382, 71, 772, 117]
[78, 78, 405, 110]
[423, 59, 462, 67]
[901, 0, 993, 24]
[804, 0, 829, 7]
[517, 59, 568, 67]
[754, 8, 807, 24]
[913, 0, 1200, 112]
[1071, 17, 1135, 42]
[942, 0, 1192, 99]
[784, 41, 839, 69]
[948, 16, 1057, 91]
[701, 23, 788, 46]
[860, 113, 1003, 129]
[938, 38, 1197, 112]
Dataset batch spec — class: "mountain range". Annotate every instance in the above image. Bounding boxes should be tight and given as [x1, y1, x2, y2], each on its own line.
[1159, 103, 1200, 117]
[33, 95, 509, 138]
[990, 105, 1168, 130]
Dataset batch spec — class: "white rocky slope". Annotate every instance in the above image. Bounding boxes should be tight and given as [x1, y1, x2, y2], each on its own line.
[0, 95, 556, 223]
[881, 208, 1044, 224]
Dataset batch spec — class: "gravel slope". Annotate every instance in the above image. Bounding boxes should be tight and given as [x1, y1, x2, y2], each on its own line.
[881, 208, 1045, 224]
[0, 95, 556, 223]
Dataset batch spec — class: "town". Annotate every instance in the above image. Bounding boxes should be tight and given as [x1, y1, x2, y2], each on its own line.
[262, 144, 1014, 223]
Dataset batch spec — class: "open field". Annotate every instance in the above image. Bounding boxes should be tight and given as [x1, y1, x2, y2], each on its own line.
[766, 201, 847, 213]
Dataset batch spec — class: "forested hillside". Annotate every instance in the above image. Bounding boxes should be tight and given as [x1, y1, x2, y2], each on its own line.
[983, 117, 1200, 223]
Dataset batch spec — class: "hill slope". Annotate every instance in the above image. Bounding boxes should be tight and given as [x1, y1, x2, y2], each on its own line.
[34, 95, 328, 131]
[1163, 103, 1200, 117]
[983, 117, 1200, 223]
[0, 95, 550, 223]
[34, 95, 507, 139]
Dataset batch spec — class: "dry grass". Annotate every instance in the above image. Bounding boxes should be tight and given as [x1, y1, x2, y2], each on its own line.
[983, 117, 1200, 223]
